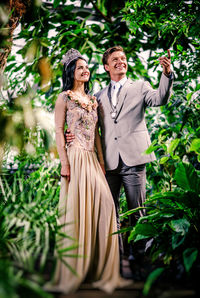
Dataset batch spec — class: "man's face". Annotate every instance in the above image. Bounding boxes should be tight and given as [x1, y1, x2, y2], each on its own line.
[104, 51, 127, 78]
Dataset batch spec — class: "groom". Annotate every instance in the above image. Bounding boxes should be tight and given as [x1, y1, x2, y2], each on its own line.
[66, 46, 173, 264]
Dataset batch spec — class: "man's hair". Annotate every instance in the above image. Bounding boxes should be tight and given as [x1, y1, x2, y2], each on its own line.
[102, 46, 125, 66]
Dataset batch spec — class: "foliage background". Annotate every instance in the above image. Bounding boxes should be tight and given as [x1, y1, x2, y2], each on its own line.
[0, 0, 200, 297]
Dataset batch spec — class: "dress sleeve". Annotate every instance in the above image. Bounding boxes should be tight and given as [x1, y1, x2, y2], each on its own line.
[55, 93, 69, 166]
[95, 124, 105, 166]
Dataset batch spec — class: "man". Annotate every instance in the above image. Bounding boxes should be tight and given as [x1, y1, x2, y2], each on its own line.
[66, 46, 173, 270]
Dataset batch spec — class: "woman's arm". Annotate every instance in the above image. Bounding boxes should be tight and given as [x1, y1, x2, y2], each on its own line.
[55, 93, 70, 181]
[95, 124, 105, 174]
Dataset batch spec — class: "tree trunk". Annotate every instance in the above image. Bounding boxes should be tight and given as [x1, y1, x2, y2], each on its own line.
[0, 0, 31, 72]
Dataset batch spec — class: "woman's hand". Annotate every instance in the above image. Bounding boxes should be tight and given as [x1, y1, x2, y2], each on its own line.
[61, 165, 70, 182]
[100, 164, 106, 175]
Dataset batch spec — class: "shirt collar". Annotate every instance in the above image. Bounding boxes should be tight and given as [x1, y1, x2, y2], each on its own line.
[111, 76, 127, 88]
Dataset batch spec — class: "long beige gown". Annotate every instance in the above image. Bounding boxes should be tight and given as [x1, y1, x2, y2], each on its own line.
[50, 90, 131, 294]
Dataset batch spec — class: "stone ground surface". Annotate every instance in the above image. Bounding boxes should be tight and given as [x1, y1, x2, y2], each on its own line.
[54, 283, 196, 298]
[52, 258, 197, 298]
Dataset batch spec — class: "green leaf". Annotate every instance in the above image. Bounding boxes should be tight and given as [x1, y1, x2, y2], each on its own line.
[87, 40, 97, 51]
[172, 155, 180, 161]
[174, 162, 200, 192]
[91, 24, 102, 34]
[146, 191, 182, 206]
[5, 63, 16, 71]
[62, 21, 79, 25]
[40, 39, 51, 47]
[169, 218, 190, 235]
[171, 233, 185, 249]
[177, 44, 183, 51]
[112, 226, 133, 235]
[143, 144, 160, 155]
[120, 206, 147, 219]
[160, 156, 169, 164]
[142, 139, 159, 155]
[134, 234, 150, 242]
[74, 28, 86, 34]
[186, 92, 193, 101]
[134, 223, 157, 237]
[183, 248, 198, 272]
[195, 103, 200, 109]
[167, 138, 180, 155]
[58, 243, 79, 253]
[53, 0, 61, 8]
[189, 139, 200, 153]
[143, 267, 165, 295]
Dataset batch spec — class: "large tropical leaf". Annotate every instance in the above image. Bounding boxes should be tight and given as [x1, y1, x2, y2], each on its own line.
[175, 162, 200, 193]
[169, 218, 190, 235]
[143, 267, 165, 296]
[183, 248, 198, 273]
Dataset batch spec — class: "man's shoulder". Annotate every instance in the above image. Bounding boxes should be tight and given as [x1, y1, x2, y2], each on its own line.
[127, 77, 144, 84]
[94, 86, 108, 99]
[125, 78, 146, 91]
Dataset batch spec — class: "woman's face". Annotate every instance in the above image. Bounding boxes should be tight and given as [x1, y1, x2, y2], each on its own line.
[74, 59, 90, 83]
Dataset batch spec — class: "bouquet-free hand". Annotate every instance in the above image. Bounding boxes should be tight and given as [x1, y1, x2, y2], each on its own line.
[158, 49, 171, 76]
[61, 164, 70, 182]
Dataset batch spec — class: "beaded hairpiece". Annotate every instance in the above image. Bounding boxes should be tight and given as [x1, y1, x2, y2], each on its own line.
[61, 48, 84, 66]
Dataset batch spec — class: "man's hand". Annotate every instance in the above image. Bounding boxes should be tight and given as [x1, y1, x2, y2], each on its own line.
[65, 128, 75, 146]
[61, 164, 70, 182]
[158, 49, 171, 76]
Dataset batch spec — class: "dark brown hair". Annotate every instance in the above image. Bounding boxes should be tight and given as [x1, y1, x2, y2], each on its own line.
[102, 46, 125, 66]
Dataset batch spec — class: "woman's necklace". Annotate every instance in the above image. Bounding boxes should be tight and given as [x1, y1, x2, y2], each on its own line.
[73, 92, 90, 103]
[66, 90, 98, 112]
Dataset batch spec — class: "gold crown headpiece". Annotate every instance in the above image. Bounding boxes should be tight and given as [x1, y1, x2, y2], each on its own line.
[61, 48, 84, 66]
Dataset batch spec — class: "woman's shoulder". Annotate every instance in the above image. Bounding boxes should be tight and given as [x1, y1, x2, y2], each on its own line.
[57, 90, 71, 103]
[55, 91, 70, 110]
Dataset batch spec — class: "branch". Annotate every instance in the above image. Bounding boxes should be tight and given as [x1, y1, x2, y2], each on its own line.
[90, 0, 112, 23]
[107, 0, 113, 19]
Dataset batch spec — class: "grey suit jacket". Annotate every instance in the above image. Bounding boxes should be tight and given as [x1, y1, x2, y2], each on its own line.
[95, 73, 173, 170]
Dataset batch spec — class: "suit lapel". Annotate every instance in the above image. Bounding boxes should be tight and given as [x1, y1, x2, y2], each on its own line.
[116, 78, 133, 118]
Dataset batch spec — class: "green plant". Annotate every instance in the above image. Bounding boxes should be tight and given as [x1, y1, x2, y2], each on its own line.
[121, 162, 200, 295]
[0, 162, 78, 297]
[144, 80, 200, 196]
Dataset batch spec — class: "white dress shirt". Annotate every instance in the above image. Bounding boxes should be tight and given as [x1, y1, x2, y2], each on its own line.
[110, 76, 127, 98]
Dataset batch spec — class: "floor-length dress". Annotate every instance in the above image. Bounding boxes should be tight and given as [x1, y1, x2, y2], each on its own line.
[49, 90, 131, 294]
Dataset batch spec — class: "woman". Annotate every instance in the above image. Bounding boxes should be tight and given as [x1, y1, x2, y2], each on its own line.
[50, 48, 130, 294]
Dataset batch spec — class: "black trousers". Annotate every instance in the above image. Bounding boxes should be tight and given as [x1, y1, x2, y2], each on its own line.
[106, 156, 146, 256]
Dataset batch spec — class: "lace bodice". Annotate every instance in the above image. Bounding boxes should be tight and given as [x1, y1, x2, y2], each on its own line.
[65, 92, 98, 151]
[55, 91, 104, 167]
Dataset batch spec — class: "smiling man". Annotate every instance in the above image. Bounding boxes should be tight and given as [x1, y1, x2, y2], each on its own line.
[95, 46, 173, 270]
